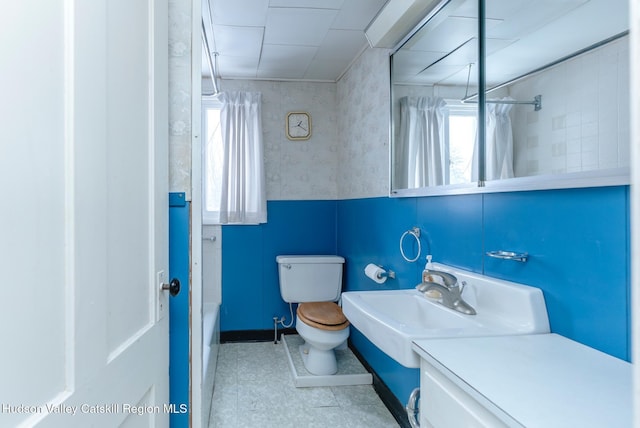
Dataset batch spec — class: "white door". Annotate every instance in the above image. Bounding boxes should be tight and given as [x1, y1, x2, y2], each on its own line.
[0, 0, 171, 427]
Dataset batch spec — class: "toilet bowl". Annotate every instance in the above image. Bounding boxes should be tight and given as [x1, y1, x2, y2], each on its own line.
[295, 302, 349, 375]
[276, 255, 349, 376]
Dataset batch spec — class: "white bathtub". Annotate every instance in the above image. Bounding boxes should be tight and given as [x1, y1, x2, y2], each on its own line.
[202, 226, 221, 424]
[202, 303, 220, 422]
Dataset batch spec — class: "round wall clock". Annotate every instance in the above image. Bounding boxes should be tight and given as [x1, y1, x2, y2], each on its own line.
[286, 111, 311, 140]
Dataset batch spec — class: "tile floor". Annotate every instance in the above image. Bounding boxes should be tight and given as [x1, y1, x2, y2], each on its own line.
[207, 340, 400, 428]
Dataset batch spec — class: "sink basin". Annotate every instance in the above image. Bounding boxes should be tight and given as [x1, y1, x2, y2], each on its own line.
[341, 263, 550, 368]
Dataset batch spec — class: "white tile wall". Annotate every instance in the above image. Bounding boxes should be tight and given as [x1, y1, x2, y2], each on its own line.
[509, 36, 630, 177]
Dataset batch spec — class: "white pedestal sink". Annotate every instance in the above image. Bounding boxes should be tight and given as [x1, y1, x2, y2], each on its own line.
[341, 263, 550, 368]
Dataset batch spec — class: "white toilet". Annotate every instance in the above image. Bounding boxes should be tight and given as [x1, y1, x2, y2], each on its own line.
[276, 255, 349, 375]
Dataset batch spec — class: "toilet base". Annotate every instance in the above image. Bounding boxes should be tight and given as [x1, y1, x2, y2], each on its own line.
[283, 334, 373, 388]
[299, 342, 338, 375]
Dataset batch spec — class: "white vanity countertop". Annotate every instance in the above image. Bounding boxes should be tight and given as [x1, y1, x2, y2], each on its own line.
[412, 333, 632, 428]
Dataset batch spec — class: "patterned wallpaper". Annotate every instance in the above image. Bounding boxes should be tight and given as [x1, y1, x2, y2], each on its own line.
[170, 12, 394, 203]
[168, 0, 192, 198]
[170, 14, 630, 200]
[212, 47, 393, 202]
[336, 48, 392, 200]
[220, 80, 339, 201]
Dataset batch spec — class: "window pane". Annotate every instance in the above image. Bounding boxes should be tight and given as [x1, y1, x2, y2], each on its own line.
[448, 115, 477, 185]
[204, 108, 222, 216]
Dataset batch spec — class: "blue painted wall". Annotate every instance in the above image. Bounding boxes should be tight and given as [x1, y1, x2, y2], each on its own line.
[482, 187, 630, 358]
[169, 193, 190, 428]
[219, 186, 630, 406]
[220, 200, 337, 331]
[337, 186, 630, 404]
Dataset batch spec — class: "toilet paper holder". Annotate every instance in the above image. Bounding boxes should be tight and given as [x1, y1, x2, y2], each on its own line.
[376, 267, 396, 280]
[365, 263, 396, 283]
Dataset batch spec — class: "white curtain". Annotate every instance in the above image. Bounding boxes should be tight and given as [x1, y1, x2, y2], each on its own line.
[214, 91, 266, 224]
[397, 96, 447, 188]
[485, 99, 514, 180]
[472, 98, 515, 181]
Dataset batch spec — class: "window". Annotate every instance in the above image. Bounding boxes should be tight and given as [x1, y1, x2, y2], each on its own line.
[202, 99, 223, 225]
[444, 103, 477, 185]
[201, 92, 266, 225]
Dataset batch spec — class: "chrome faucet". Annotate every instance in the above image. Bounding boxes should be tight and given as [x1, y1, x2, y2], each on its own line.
[417, 270, 476, 315]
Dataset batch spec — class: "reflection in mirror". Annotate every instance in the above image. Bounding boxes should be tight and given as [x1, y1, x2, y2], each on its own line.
[391, 0, 479, 191]
[390, 0, 630, 194]
[483, 0, 629, 183]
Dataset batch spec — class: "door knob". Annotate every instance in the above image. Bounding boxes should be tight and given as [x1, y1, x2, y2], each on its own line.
[162, 278, 181, 297]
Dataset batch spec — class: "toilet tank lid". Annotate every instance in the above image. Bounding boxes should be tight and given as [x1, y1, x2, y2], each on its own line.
[276, 255, 345, 264]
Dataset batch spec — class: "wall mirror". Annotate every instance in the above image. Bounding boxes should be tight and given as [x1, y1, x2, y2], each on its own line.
[390, 0, 629, 196]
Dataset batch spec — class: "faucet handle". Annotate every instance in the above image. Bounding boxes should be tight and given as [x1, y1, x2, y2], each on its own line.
[425, 270, 458, 288]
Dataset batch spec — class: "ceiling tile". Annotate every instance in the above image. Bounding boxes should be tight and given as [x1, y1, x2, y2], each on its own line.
[268, 0, 344, 9]
[205, 0, 390, 81]
[392, 50, 447, 81]
[258, 44, 317, 78]
[487, 0, 588, 40]
[412, 38, 515, 86]
[436, 38, 478, 67]
[218, 56, 259, 78]
[210, 0, 270, 26]
[256, 67, 306, 80]
[331, 0, 388, 30]
[304, 58, 349, 80]
[432, 64, 477, 86]
[448, 0, 478, 18]
[264, 8, 338, 46]
[314, 29, 367, 60]
[416, 63, 470, 86]
[212, 25, 264, 58]
[407, 16, 479, 53]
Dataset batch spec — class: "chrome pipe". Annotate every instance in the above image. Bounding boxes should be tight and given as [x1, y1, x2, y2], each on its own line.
[406, 387, 420, 427]
[201, 19, 219, 96]
[462, 95, 542, 111]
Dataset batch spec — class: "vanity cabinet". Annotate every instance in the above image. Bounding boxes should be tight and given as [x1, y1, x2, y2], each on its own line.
[419, 358, 512, 427]
[412, 334, 632, 428]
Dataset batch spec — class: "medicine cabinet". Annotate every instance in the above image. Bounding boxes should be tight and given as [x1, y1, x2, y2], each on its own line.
[390, 0, 629, 196]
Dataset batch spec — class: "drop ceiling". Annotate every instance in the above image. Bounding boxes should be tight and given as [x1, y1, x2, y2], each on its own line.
[392, 0, 629, 88]
[202, 0, 389, 82]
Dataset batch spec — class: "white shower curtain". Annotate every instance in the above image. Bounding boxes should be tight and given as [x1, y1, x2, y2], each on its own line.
[397, 96, 447, 188]
[472, 98, 515, 181]
[214, 91, 266, 224]
[485, 99, 514, 180]
[471, 97, 514, 181]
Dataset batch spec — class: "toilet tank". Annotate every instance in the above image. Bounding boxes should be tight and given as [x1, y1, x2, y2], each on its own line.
[276, 255, 345, 303]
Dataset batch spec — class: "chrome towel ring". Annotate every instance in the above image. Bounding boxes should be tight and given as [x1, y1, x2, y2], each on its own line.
[400, 227, 421, 262]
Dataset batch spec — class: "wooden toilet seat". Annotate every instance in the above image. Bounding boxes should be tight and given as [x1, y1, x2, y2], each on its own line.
[297, 302, 349, 331]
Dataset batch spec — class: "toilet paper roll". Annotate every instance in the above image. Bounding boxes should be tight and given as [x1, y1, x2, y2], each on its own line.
[365, 263, 387, 284]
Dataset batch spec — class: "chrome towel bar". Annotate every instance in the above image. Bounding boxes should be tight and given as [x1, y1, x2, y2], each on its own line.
[486, 250, 528, 262]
